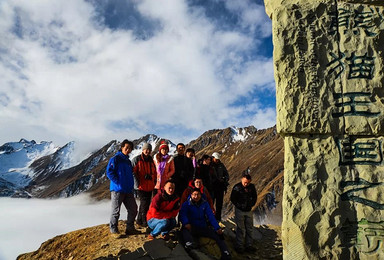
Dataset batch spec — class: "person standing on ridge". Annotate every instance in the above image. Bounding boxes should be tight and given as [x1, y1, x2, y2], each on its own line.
[173, 143, 194, 197]
[154, 140, 175, 194]
[230, 170, 257, 253]
[132, 142, 157, 227]
[106, 139, 138, 237]
[185, 148, 197, 171]
[211, 152, 229, 222]
[196, 154, 214, 197]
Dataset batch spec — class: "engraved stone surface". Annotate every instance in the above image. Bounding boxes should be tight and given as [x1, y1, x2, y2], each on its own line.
[265, 0, 384, 259]
[284, 135, 384, 259]
[267, 1, 384, 136]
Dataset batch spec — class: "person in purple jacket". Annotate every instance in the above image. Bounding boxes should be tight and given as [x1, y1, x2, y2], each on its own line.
[179, 188, 231, 260]
[106, 139, 138, 237]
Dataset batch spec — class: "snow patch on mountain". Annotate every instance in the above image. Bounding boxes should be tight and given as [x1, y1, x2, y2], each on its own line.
[230, 126, 249, 142]
[0, 140, 58, 187]
[57, 142, 77, 170]
[130, 134, 176, 159]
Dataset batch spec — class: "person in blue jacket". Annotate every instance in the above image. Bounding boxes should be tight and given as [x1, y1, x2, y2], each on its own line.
[179, 188, 231, 260]
[106, 139, 138, 236]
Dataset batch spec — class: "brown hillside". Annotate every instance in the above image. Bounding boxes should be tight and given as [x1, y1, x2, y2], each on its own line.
[187, 126, 284, 222]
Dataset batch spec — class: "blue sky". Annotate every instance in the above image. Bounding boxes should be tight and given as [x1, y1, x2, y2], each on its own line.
[0, 0, 274, 153]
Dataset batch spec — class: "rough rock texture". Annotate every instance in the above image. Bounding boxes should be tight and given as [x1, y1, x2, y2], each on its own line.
[17, 220, 282, 260]
[265, 0, 384, 259]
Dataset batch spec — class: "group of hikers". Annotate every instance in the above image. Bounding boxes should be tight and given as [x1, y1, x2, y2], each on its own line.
[106, 139, 258, 259]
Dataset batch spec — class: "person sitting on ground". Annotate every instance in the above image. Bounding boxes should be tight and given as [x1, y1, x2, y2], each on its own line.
[179, 188, 231, 260]
[230, 170, 257, 253]
[146, 180, 180, 240]
[180, 177, 215, 214]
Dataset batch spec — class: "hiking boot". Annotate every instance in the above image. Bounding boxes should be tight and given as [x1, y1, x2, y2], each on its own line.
[145, 226, 152, 234]
[185, 241, 197, 251]
[160, 233, 170, 241]
[110, 229, 119, 234]
[110, 228, 120, 237]
[125, 227, 141, 235]
[137, 222, 148, 228]
[110, 230, 122, 239]
[147, 234, 155, 240]
[221, 250, 231, 260]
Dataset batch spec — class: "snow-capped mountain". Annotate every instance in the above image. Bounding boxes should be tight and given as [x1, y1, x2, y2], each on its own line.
[0, 126, 284, 224]
[24, 134, 175, 199]
[0, 139, 60, 196]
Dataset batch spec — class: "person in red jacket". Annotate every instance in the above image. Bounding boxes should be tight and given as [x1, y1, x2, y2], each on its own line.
[146, 180, 180, 240]
[180, 177, 215, 214]
[132, 143, 157, 227]
[154, 141, 175, 193]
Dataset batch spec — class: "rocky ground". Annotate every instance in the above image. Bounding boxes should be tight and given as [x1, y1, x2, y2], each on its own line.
[17, 219, 282, 260]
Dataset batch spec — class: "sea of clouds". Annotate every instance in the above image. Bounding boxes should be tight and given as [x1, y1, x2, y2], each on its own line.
[0, 194, 122, 260]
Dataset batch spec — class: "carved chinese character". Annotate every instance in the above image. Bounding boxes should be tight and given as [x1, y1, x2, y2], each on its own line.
[329, 6, 383, 37]
[327, 52, 345, 79]
[336, 137, 383, 165]
[327, 52, 375, 79]
[340, 178, 384, 209]
[346, 53, 375, 79]
[342, 219, 384, 255]
[332, 92, 380, 118]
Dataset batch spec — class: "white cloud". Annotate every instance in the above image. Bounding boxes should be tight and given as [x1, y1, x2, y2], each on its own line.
[252, 107, 277, 129]
[0, 0, 275, 151]
[0, 195, 115, 260]
[225, 0, 272, 37]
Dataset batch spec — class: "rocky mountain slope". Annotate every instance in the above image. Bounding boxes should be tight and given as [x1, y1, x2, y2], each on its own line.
[188, 126, 284, 224]
[17, 220, 282, 260]
[0, 139, 59, 197]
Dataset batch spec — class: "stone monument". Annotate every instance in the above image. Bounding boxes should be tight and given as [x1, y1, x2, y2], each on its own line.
[265, 0, 384, 259]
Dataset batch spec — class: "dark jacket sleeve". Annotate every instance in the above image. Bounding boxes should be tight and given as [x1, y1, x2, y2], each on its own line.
[251, 184, 257, 206]
[230, 184, 239, 205]
[106, 156, 119, 184]
[223, 165, 229, 184]
[204, 202, 220, 230]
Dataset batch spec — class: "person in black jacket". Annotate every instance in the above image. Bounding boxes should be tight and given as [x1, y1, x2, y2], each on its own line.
[211, 152, 229, 222]
[173, 143, 194, 197]
[230, 171, 257, 253]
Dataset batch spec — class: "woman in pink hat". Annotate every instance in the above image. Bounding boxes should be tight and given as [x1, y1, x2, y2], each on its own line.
[153, 140, 175, 194]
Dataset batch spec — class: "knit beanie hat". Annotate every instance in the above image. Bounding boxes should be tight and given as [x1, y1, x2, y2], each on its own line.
[159, 141, 169, 151]
[142, 143, 152, 151]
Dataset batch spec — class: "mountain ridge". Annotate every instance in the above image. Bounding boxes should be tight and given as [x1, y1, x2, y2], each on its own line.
[0, 125, 284, 223]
